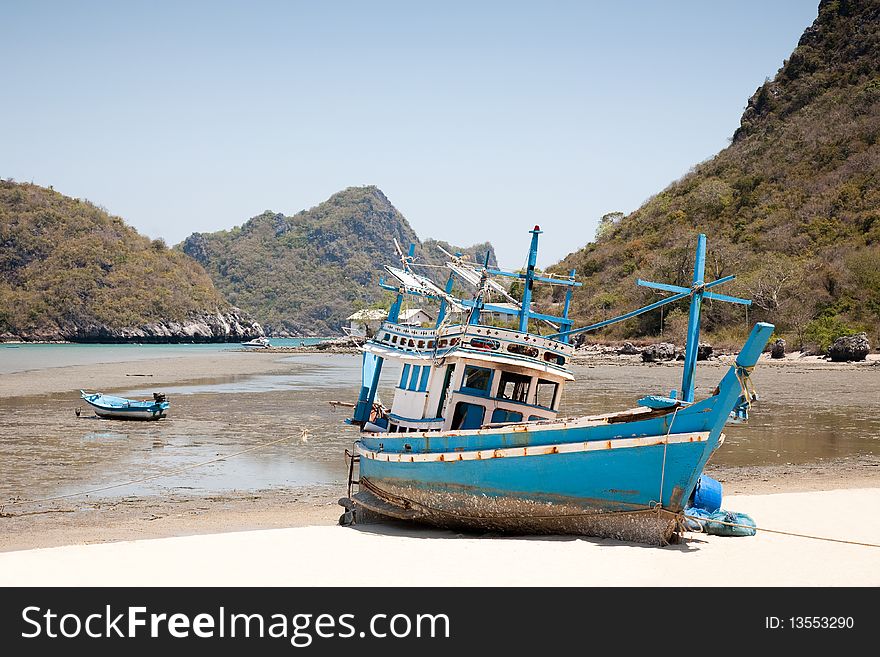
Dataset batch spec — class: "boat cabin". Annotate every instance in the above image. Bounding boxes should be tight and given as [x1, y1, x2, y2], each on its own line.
[363, 322, 574, 433]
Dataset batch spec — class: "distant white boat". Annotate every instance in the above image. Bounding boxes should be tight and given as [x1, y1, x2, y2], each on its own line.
[241, 337, 271, 348]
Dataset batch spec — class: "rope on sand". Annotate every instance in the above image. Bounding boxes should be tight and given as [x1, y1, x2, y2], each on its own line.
[683, 514, 880, 549]
[354, 479, 880, 549]
[0, 432, 303, 513]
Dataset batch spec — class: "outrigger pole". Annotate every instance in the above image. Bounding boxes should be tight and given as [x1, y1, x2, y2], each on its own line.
[548, 234, 752, 403]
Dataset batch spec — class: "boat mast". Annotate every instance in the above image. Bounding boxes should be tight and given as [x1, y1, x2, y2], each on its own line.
[679, 234, 707, 403]
[518, 226, 541, 332]
[435, 254, 459, 328]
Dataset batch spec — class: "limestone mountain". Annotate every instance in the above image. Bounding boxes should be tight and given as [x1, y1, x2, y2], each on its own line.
[0, 180, 261, 342]
[548, 0, 880, 350]
[181, 186, 496, 335]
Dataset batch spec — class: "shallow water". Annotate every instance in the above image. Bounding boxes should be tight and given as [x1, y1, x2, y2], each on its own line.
[0, 338, 326, 375]
[0, 353, 877, 503]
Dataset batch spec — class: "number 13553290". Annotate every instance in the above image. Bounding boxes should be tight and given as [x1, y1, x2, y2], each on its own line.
[765, 617, 854, 630]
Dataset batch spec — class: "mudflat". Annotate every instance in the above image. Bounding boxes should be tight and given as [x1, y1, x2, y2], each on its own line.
[1, 347, 878, 555]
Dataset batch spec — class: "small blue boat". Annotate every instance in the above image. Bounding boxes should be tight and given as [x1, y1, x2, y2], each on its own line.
[80, 391, 169, 420]
[338, 228, 772, 544]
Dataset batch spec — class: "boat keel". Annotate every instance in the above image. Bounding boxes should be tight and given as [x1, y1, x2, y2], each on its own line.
[340, 480, 682, 546]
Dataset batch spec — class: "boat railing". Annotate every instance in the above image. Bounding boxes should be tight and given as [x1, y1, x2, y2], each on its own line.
[370, 321, 574, 370]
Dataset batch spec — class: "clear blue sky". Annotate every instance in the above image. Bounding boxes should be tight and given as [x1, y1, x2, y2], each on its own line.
[1, 1, 818, 268]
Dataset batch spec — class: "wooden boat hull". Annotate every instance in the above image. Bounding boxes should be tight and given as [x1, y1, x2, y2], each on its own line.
[80, 391, 169, 421]
[90, 406, 168, 420]
[351, 428, 711, 544]
[344, 323, 774, 544]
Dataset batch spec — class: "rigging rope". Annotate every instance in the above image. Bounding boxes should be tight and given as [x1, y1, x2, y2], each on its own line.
[683, 514, 880, 549]
[735, 365, 757, 410]
[657, 406, 679, 508]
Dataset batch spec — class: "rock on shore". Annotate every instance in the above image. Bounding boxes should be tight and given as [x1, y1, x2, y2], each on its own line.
[827, 333, 870, 362]
[641, 343, 678, 362]
[770, 338, 786, 359]
[0, 308, 264, 344]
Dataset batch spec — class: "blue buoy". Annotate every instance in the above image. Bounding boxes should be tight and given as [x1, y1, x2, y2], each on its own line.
[692, 474, 723, 512]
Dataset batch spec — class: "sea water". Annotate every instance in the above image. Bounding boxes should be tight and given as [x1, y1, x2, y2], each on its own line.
[0, 338, 327, 375]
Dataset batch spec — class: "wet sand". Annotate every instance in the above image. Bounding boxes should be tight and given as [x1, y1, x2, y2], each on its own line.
[0, 350, 290, 399]
[2, 488, 879, 586]
[1, 348, 878, 554]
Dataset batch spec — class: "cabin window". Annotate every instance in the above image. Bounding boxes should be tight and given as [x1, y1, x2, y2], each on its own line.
[427, 341, 435, 349]
[439, 339, 448, 348]
[470, 337, 499, 351]
[451, 402, 485, 430]
[496, 371, 531, 404]
[544, 351, 566, 366]
[391, 335, 398, 344]
[507, 343, 539, 358]
[450, 337, 459, 346]
[461, 365, 492, 396]
[491, 408, 523, 424]
[399, 364, 411, 388]
[535, 379, 559, 409]
[417, 340, 425, 349]
[408, 339, 415, 347]
[418, 366, 430, 392]
[408, 365, 422, 391]
[528, 415, 544, 422]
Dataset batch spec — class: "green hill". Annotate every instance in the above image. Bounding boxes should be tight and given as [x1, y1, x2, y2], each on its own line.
[181, 186, 496, 335]
[548, 0, 880, 351]
[0, 180, 261, 342]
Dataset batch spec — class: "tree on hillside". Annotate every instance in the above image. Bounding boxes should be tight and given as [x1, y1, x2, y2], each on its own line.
[595, 212, 624, 241]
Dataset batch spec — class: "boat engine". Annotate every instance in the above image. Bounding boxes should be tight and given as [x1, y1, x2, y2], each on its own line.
[153, 392, 167, 403]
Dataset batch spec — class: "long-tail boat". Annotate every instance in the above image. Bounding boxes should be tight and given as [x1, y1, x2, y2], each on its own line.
[80, 391, 169, 420]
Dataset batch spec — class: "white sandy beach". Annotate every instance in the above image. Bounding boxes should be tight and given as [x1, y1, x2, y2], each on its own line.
[2, 488, 878, 586]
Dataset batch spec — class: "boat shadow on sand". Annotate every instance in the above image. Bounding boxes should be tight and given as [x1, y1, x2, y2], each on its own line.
[345, 515, 704, 552]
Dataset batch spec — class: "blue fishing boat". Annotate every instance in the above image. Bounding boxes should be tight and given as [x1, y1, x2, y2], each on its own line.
[79, 391, 170, 420]
[338, 228, 772, 544]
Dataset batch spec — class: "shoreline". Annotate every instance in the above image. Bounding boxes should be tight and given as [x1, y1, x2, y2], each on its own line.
[3, 488, 880, 586]
[2, 457, 877, 553]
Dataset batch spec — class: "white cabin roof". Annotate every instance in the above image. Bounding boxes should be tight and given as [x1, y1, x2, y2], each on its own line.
[347, 309, 388, 321]
[399, 308, 434, 322]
